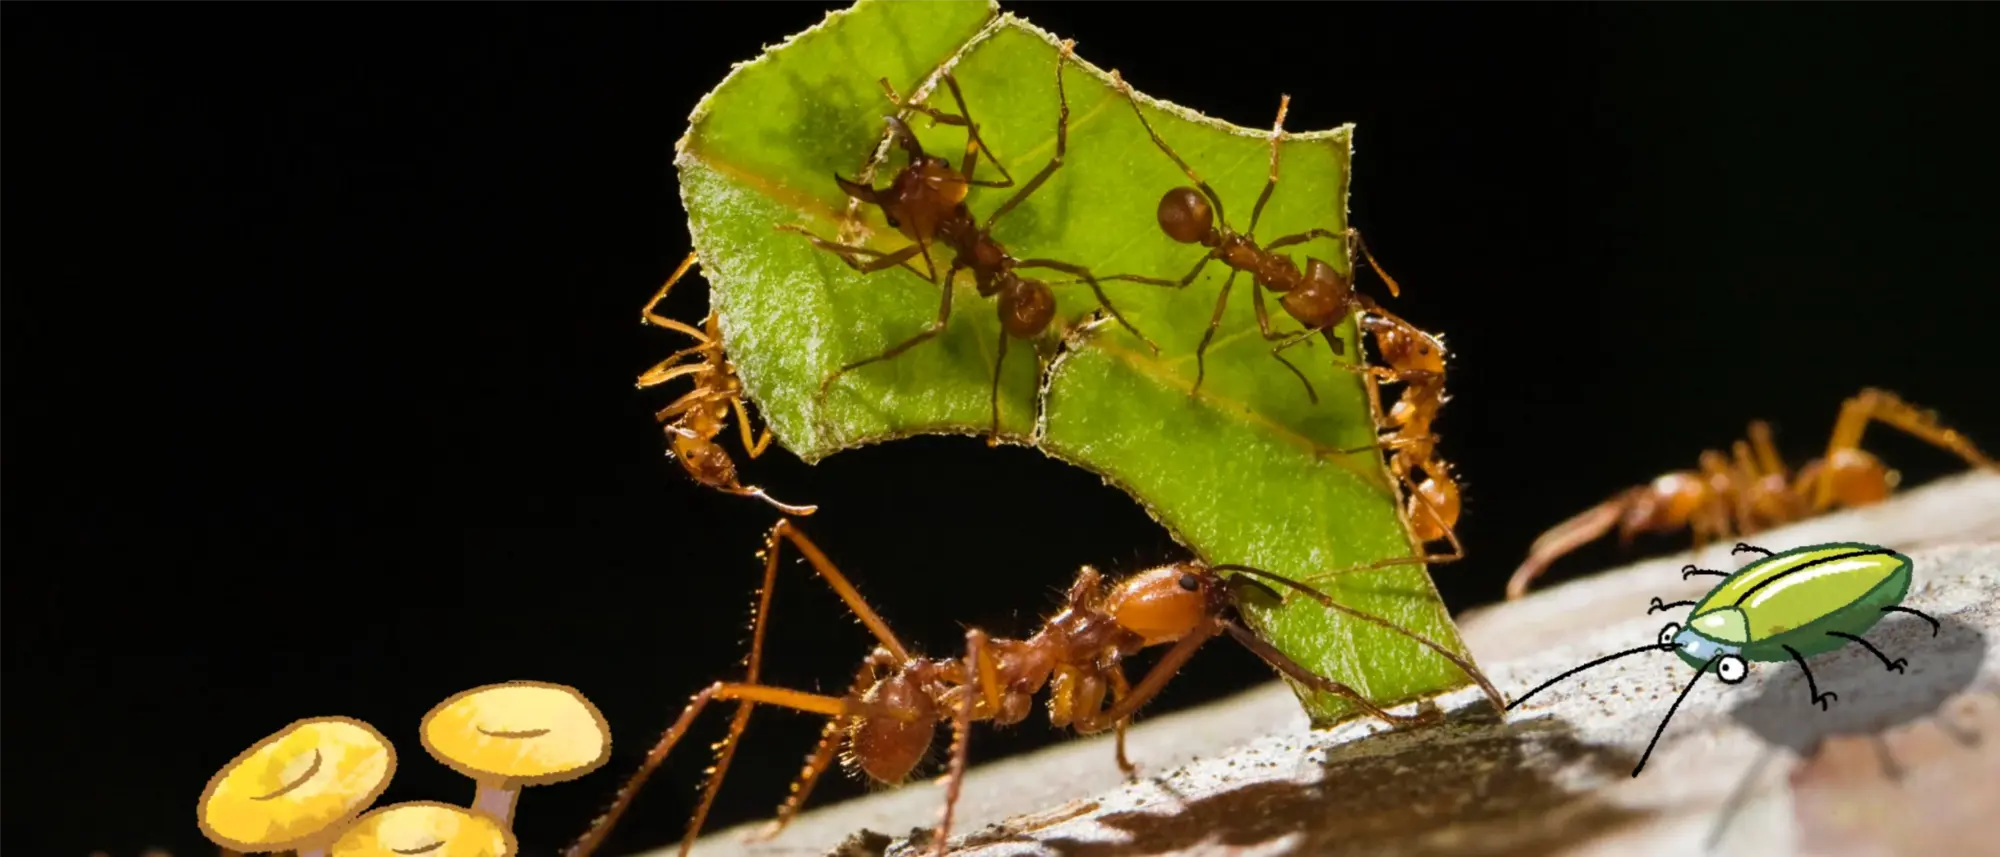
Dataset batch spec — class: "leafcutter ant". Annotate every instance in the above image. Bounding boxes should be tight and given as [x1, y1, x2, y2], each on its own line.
[779, 40, 1161, 444]
[636, 253, 817, 516]
[1087, 75, 1407, 403]
[567, 519, 1503, 857]
[1337, 300, 1465, 569]
[1506, 388, 1996, 600]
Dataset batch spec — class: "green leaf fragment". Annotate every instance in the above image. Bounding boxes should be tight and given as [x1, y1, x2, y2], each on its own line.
[674, 0, 1481, 725]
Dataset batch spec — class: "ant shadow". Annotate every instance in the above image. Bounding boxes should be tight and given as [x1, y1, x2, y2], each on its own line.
[1705, 613, 1990, 851]
[1018, 715, 1655, 857]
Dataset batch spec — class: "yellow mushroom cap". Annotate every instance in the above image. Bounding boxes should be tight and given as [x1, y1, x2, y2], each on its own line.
[329, 801, 517, 857]
[198, 716, 398, 851]
[420, 681, 610, 785]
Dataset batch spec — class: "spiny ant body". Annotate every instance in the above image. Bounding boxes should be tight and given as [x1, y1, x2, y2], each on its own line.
[567, 519, 1502, 857]
[1507, 388, 1997, 600]
[781, 41, 1159, 444]
[1339, 298, 1465, 566]
[636, 253, 816, 515]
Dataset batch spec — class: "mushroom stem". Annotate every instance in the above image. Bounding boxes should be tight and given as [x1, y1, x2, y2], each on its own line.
[470, 782, 521, 827]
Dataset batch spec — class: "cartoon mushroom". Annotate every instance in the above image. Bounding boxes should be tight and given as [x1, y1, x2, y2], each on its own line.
[197, 716, 398, 857]
[328, 801, 516, 857]
[419, 680, 611, 827]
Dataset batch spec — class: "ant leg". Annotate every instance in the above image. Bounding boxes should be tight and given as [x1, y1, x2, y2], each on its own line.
[819, 259, 960, 401]
[1818, 388, 1999, 508]
[1222, 621, 1442, 727]
[980, 41, 1076, 232]
[1079, 251, 1217, 291]
[1346, 229, 1403, 298]
[1748, 420, 1789, 479]
[730, 396, 774, 458]
[1244, 95, 1291, 238]
[640, 253, 714, 341]
[1106, 665, 1138, 778]
[1504, 488, 1641, 600]
[750, 654, 890, 842]
[767, 519, 915, 661]
[988, 332, 1009, 445]
[1262, 326, 1320, 404]
[567, 681, 858, 857]
[1827, 631, 1909, 673]
[1881, 605, 1941, 636]
[1108, 70, 1230, 229]
[938, 75, 1017, 189]
[1190, 269, 1242, 398]
[1781, 644, 1839, 710]
[1013, 259, 1160, 353]
[777, 225, 938, 283]
[639, 362, 713, 395]
[930, 629, 990, 857]
[1076, 621, 1226, 733]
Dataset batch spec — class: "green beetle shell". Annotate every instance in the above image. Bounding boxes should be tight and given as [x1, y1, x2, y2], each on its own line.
[1675, 543, 1912, 670]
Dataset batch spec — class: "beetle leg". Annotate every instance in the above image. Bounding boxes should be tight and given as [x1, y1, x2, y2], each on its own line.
[1827, 631, 1909, 673]
[1780, 644, 1838, 711]
[1880, 605, 1941, 636]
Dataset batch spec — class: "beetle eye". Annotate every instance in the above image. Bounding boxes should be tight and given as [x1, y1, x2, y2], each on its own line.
[1716, 654, 1748, 684]
[1177, 573, 1200, 592]
[1657, 623, 1682, 648]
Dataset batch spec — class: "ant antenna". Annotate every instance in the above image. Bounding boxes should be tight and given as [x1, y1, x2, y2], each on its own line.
[1211, 564, 1505, 710]
[1633, 653, 1721, 777]
[1733, 542, 1774, 557]
[1506, 641, 1674, 712]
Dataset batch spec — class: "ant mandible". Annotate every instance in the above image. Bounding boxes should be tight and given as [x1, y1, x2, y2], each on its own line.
[779, 40, 1162, 444]
[1086, 74, 1408, 403]
[636, 253, 817, 515]
[567, 519, 1504, 857]
[1505, 387, 1997, 600]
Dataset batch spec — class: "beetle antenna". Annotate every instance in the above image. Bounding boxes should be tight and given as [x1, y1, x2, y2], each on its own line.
[1211, 563, 1505, 710]
[1732, 542, 1774, 557]
[1507, 641, 1674, 711]
[1633, 654, 1721, 777]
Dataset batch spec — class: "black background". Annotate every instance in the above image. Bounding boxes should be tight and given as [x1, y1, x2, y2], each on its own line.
[7, 4, 1998, 857]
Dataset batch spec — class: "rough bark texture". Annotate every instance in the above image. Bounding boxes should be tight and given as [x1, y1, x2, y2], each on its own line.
[666, 471, 2000, 857]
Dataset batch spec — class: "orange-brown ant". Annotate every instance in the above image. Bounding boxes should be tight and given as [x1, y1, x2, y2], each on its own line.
[1087, 75, 1408, 403]
[1336, 298, 1466, 568]
[1506, 388, 1997, 600]
[636, 253, 817, 516]
[568, 519, 1503, 857]
[778, 41, 1161, 444]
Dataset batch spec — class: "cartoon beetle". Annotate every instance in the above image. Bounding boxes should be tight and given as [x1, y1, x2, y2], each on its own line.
[1508, 541, 1940, 776]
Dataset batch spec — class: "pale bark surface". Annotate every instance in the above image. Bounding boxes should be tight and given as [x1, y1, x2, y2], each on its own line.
[666, 471, 2000, 857]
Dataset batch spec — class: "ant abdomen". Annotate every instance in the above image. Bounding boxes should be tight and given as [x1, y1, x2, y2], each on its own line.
[998, 279, 1057, 339]
[1157, 187, 1213, 244]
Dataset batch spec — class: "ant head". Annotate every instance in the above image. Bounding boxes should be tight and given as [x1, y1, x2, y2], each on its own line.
[1277, 259, 1348, 329]
[1157, 187, 1214, 244]
[1102, 563, 1223, 646]
[1371, 316, 1446, 375]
